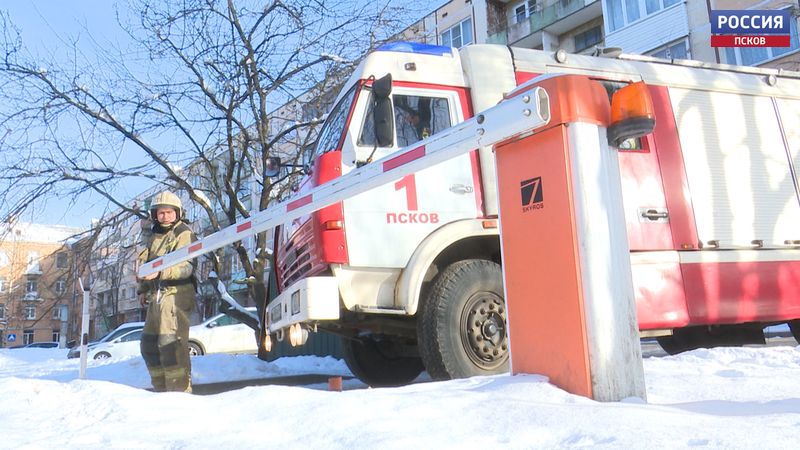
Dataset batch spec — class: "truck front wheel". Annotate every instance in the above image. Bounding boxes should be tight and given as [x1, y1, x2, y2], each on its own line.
[341, 336, 424, 387]
[417, 259, 509, 380]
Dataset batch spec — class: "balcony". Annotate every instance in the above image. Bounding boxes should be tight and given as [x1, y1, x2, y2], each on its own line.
[22, 292, 41, 302]
[487, 0, 602, 48]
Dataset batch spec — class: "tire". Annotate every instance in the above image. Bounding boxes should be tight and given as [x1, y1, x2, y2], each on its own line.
[789, 320, 800, 344]
[341, 335, 424, 387]
[657, 325, 766, 355]
[187, 342, 204, 357]
[417, 259, 509, 380]
[94, 352, 111, 360]
[655, 335, 694, 356]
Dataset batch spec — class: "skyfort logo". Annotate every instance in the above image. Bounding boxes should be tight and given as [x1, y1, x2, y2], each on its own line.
[520, 177, 544, 212]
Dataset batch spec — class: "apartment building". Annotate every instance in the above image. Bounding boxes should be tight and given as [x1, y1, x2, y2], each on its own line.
[0, 222, 83, 347]
[411, 0, 798, 67]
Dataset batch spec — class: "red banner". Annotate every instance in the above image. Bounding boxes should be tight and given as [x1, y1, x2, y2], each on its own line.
[711, 35, 791, 47]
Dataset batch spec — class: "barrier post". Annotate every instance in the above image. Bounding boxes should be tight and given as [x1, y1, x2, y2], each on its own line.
[495, 75, 646, 401]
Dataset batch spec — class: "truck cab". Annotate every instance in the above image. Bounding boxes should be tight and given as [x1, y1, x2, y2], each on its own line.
[272, 43, 509, 386]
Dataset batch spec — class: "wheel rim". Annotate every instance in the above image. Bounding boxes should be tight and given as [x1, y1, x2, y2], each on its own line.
[188, 345, 199, 356]
[460, 291, 508, 370]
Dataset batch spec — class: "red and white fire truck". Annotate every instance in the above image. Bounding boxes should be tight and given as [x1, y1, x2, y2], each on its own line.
[262, 42, 800, 386]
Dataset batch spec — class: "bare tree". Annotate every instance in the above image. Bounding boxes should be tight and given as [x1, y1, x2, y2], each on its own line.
[0, 0, 421, 329]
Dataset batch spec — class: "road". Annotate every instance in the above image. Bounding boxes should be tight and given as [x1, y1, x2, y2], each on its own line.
[192, 333, 798, 394]
[640, 332, 797, 358]
[192, 373, 353, 395]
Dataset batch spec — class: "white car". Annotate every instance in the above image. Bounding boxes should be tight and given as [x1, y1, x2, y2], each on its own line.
[68, 321, 145, 359]
[187, 308, 258, 356]
[87, 328, 143, 360]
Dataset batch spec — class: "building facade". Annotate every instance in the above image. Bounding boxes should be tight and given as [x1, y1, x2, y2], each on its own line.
[0, 223, 83, 347]
[410, 0, 798, 68]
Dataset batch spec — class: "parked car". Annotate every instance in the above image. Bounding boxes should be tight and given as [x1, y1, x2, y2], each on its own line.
[67, 321, 145, 359]
[24, 342, 60, 349]
[9, 341, 60, 349]
[188, 308, 258, 356]
[86, 328, 143, 360]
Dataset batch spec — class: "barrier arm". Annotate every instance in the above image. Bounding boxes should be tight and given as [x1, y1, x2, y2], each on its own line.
[137, 87, 551, 278]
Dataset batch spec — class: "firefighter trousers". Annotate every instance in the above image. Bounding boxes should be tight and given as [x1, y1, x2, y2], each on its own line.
[140, 292, 193, 393]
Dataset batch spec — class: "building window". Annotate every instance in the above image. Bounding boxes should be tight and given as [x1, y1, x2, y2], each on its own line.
[230, 253, 244, 275]
[605, 0, 682, 33]
[724, 13, 799, 66]
[52, 330, 60, 342]
[649, 39, 688, 60]
[56, 252, 68, 269]
[0, 304, 4, 319]
[440, 18, 473, 49]
[201, 260, 213, 279]
[514, 0, 538, 24]
[23, 329, 34, 345]
[24, 306, 36, 320]
[26, 252, 41, 274]
[26, 280, 37, 293]
[575, 26, 603, 52]
[55, 278, 67, 295]
[0, 278, 6, 293]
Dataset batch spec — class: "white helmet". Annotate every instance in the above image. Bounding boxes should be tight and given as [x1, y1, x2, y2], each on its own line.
[149, 191, 183, 222]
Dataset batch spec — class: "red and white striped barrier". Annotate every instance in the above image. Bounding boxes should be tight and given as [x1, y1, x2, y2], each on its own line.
[137, 87, 551, 278]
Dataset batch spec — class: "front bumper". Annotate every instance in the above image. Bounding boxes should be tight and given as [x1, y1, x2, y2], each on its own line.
[267, 276, 340, 334]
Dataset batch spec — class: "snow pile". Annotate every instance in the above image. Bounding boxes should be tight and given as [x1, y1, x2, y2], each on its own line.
[1, 344, 799, 448]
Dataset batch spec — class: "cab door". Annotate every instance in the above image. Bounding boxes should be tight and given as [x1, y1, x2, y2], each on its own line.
[617, 135, 674, 250]
[340, 86, 479, 268]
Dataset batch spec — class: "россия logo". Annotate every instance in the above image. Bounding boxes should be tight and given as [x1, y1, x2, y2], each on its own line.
[710, 10, 791, 47]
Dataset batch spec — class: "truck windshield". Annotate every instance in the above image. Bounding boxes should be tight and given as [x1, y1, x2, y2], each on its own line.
[312, 85, 359, 158]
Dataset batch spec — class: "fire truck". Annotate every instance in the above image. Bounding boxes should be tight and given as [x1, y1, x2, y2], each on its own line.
[137, 41, 800, 387]
[261, 42, 800, 386]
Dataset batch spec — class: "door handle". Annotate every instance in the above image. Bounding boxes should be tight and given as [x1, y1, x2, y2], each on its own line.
[640, 208, 669, 221]
[449, 184, 474, 195]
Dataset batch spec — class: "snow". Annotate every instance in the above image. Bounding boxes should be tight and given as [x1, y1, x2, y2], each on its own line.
[1, 343, 800, 448]
[0, 222, 84, 243]
[321, 53, 347, 63]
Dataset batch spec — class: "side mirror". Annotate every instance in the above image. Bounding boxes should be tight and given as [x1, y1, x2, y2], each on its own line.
[208, 322, 218, 329]
[264, 157, 281, 178]
[372, 73, 392, 99]
[372, 74, 394, 147]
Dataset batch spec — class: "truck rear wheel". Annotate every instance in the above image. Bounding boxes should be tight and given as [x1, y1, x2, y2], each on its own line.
[417, 259, 509, 380]
[341, 336, 424, 387]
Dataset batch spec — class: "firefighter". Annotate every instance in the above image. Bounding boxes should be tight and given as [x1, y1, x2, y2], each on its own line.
[137, 190, 197, 393]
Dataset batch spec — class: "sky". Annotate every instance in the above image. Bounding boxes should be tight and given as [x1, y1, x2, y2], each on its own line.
[2, 1, 144, 228]
[1, 1, 443, 229]
[1, 340, 799, 449]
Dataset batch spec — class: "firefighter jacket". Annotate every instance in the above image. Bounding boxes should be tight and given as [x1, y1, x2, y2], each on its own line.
[137, 222, 197, 302]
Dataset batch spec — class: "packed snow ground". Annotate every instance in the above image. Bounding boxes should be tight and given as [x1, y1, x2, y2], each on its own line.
[1, 342, 799, 449]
